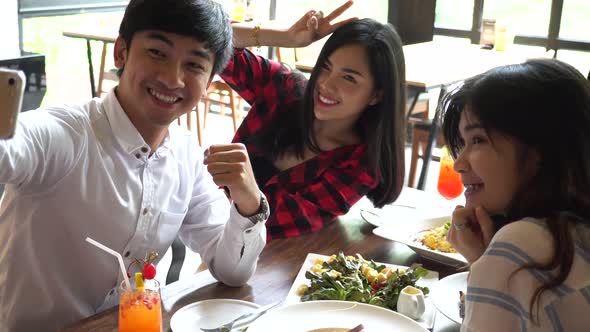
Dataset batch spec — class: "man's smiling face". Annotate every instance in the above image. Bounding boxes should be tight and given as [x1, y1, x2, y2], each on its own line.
[114, 30, 214, 135]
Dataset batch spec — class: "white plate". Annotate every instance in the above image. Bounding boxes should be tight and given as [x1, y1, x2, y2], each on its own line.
[431, 272, 468, 324]
[248, 300, 428, 332]
[357, 187, 447, 228]
[169, 298, 260, 332]
[284, 253, 438, 330]
[360, 208, 384, 227]
[360, 204, 417, 227]
[373, 215, 468, 266]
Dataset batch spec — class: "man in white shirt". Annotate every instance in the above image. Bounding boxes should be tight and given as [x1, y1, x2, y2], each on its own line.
[0, 1, 268, 331]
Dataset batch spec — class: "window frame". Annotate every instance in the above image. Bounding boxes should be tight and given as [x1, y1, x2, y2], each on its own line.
[17, 0, 589, 55]
[17, 1, 128, 51]
[432, 0, 590, 54]
[18, 1, 128, 16]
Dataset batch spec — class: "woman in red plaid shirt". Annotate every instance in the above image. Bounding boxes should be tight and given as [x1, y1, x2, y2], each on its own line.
[221, 1, 406, 240]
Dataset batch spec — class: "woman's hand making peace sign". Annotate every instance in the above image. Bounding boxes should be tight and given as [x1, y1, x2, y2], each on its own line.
[284, 0, 358, 47]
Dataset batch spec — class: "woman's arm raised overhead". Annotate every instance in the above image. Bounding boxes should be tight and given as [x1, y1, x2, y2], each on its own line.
[231, 1, 357, 49]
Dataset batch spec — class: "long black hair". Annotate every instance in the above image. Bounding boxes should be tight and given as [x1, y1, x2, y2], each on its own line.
[440, 58, 590, 318]
[255, 18, 407, 208]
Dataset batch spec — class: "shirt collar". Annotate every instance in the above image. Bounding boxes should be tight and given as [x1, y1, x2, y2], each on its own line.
[102, 88, 156, 156]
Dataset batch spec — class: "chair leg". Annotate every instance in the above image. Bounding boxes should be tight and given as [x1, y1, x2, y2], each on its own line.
[97, 42, 108, 97]
[417, 86, 447, 190]
[195, 105, 203, 146]
[229, 90, 238, 132]
[165, 235, 186, 285]
[237, 97, 245, 120]
[186, 108, 192, 131]
[196, 262, 208, 273]
[408, 128, 420, 188]
[203, 97, 210, 128]
[218, 94, 226, 118]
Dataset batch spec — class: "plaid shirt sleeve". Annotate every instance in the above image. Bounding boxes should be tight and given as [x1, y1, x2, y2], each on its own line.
[220, 48, 306, 150]
[264, 147, 378, 240]
[219, 48, 272, 105]
[220, 49, 303, 109]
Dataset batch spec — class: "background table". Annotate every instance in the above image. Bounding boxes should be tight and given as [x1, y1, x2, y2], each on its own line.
[62, 29, 116, 98]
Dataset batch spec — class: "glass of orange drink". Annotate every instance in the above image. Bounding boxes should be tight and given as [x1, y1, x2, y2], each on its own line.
[437, 150, 464, 201]
[118, 274, 162, 332]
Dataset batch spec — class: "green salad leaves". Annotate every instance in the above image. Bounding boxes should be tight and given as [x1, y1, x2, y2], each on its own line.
[299, 252, 429, 311]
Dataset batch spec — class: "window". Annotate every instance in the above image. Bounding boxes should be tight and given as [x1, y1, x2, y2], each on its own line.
[18, 0, 128, 16]
[217, 0, 271, 22]
[20, 11, 124, 105]
[271, 0, 388, 68]
[483, 0, 551, 37]
[556, 49, 590, 77]
[275, 0, 388, 23]
[435, 0, 474, 30]
[433, 0, 590, 53]
[560, 0, 590, 41]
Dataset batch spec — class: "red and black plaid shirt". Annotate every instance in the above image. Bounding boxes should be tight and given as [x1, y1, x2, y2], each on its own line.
[220, 48, 378, 240]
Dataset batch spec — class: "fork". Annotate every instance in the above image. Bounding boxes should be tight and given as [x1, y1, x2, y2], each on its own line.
[200, 301, 281, 332]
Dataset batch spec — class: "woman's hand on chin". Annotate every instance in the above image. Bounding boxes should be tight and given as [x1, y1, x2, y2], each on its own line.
[447, 205, 496, 264]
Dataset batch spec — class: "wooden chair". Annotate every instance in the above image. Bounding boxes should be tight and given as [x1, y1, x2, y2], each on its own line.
[406, 87, 445, 189]
[275, 47, 314, 73]
[201, 78, 244, 133]
[184, 106, 204, 146]
[412, 86, 450, 190]
[165, 236, 185, 285]
[96, 42, 118, 97]
[408, 117, 445, 188]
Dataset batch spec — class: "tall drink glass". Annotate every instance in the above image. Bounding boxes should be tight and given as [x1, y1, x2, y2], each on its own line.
[119, 278, 162, 332]
[437, 153, 463, 201]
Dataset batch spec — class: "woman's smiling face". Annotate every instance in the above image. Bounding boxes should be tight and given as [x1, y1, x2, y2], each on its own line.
[313, 44, 380, 123]
[453, 109, 538, 214]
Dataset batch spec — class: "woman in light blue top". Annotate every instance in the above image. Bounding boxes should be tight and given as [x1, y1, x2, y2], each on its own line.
[442, 58, 590, 331]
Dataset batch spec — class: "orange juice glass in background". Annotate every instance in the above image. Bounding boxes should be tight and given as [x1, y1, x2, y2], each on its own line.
[437, 152, 464, 200]
[232, 0, 247, 21]
[119, 279, 162, 332]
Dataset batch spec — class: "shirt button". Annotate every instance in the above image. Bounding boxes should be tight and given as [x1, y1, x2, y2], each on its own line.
[143, 208, 148, 215]
[135, 153, 141, 159]
[141, 147, 148, 153]
[124, 251, 130, 258]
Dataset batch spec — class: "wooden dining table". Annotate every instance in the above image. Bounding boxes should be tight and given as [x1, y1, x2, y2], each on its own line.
[61, 188, 463, 332]
[62, 29, 118, 98]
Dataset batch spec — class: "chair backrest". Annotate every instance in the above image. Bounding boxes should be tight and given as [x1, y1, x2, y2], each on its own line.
[294, 37, 325, 65]
[274, 47, 296, 68]
[165, 236, 185, 285]
[97, 43, 119, 97]
[275, 38, 326, 74]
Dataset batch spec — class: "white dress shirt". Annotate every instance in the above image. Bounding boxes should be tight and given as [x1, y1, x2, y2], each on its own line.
[0, 89, 266, 332]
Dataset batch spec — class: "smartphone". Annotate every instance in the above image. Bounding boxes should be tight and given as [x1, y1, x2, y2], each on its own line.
[0, 68, 26, 139]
